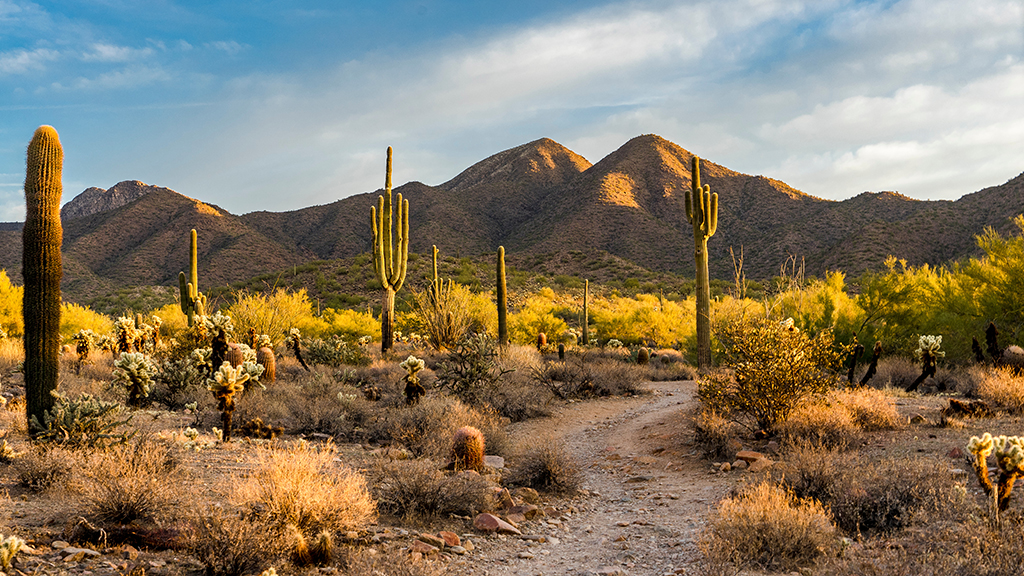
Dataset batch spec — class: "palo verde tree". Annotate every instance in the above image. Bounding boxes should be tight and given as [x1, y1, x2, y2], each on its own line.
[23, 126, 64, 433]
[370, 146, 409, 353]
[686, 155, 718, 369]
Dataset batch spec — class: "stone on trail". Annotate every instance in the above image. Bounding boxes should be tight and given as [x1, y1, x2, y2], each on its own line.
[473, 513, 522, 535]
[735, 450, 765, 463]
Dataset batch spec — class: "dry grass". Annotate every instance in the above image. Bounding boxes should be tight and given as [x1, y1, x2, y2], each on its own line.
[504, 438, 583, 493]
[703, 480, 835, 572]
[371, 458, 492, 518]
[832, 387, 903, 431]
[974, 365, 1024, 412]
[15, 447, 76, 492]
[0, 338, 22, 373]
[693, 409, 737, 460]
[341, 548, 443, 576]
[78, 435, 182, 525]
[778, 396, 860, 449]
[231, 442, 377, 535]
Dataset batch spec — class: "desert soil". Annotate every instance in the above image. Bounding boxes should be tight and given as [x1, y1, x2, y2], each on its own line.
[447, 380, 733, 576]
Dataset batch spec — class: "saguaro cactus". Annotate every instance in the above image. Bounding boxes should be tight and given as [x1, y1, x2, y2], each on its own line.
[582, 279, 589, 346]
[371, 147, 409, 353]
[23, 126, 63, 433]
[178, 229, 206, 327]
[685, 155, 718, 369]
[497, 246, 508, 346]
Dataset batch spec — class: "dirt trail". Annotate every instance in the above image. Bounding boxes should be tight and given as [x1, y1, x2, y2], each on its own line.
[449, 381, 742, 576]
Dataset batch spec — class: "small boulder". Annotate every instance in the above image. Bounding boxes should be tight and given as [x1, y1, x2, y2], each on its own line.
[438, 531, 461, 547]
[748, 458, 773, 473]
[417, 533, 446, 549]
[409, 540, 439, 556]
[735, 450, 765, 463]
[473, 513, 522, 535]
[513, 487, 540, 504]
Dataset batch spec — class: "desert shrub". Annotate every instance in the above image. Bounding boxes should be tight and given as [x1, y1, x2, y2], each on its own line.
[319, 307, 380, 341]
[532, 353, 646, 399]
[0, 270, 23, 337]
[703, 481, 834, 572]
[504, 439, 582, 493]
[409, 283, 474, 351]
[777, 397, 860, 449]
[974, 366, 1024, 412]
[590, 293, 696, 347]
[79, 435, 180, 524]
[701, 316, 845, 432]
[232, 442, 377, 535]
[831, 387, 903, 430]
[60, 302, 113, 341]
[532, 357, 592, 399]
[341, 548, 443, 576]
[371, 458, 491, 518]
[588, 358, 646, 396]
[694, 409, 737, 461]
[188, 507, 282, 576]
[30, 391, 134, 449]
[224, 288, 319, 345]
[779, 449, 962, 535]
[435, 333, 511, 405]
[152, 357, 202, 409]
[646, 348, 698, 381]
[14, 447, 75, 491]
[303, 335, 369, 367]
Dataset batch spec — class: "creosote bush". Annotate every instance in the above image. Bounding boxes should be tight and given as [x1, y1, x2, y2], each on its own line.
[188, 507, 282, 576]
[700, 316, 845, 432]
[974, 366, 1024, 412]
[504, 438, 583, 493]
[371, 458, 491, 518]
[79, 435, 181, 524]
[703, 481, 834, 572]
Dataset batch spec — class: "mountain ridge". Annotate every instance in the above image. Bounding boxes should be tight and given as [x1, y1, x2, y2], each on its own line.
[0, 134, 1020, 303]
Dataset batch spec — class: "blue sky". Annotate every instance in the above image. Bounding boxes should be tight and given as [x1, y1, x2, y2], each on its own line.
[1, 0, 1021, 221]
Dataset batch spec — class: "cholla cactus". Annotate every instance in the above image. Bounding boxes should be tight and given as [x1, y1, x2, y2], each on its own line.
[114, 315, 142, 354]
[915, 335, 945, 360]
[357, 335, 372, 346]
[206, 362, 250, 442]
[0, 325, 7, 339]
[779, 318, 800, 333]
[906, 334, 944, 392]
[286, 328, 310, 371]
[113, 352, 158, 407]
[0, 534, 26, 570]
[71, 329, 96, 374]
[400, 354, 426, 404]
[967, 433, 1024, 511]
[203, 311, 235, 336]
[191, 347, 214, 373]
[256, 334, 272, 348]
[607, 339, 624, 349]
[240, 361, 266, 387]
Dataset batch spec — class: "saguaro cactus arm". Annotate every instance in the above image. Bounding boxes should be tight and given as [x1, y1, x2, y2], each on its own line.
[370, 146, 410, 353]
[178, 229, 206, 326]
[688, 155, 719, 369]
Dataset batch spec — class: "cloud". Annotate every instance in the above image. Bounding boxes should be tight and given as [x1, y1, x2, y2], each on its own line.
[205, 41, 246, 56]
[81, 43, 155, 62]
[0, 47, 59, 75]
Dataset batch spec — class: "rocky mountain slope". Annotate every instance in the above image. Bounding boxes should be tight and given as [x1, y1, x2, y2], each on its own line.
[0, 135, 1020, 303]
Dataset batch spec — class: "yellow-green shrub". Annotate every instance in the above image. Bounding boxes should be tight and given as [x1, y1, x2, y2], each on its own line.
[0, 270, 24, 337]
[590, 293, 695, 347]
[319, 308, 379, 341]
[60, 303, 112, 340]
[225, 289, 320, 344]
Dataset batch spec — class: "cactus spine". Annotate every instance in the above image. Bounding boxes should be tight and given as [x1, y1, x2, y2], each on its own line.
[582, 279, 589, 346]
[370, 147, 409, 353]
[23, 126, 63, 433]
[497, 246, 508, 346]
[178, 229, 206, 326]
[685, 155, 718, 369]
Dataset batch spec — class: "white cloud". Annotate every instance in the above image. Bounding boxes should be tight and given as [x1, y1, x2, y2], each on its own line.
[81, 43, 154, 62]
[0, 47, 59, 75]
[205, 41, 246, 56]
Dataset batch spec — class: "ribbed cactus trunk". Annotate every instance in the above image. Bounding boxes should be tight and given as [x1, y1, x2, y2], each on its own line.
[686, 156, 718, 370]
[23, 126, 63, 433]
[582, 279, 589, 346]
[497, 246, 508, 346]
[178, 229, 205, 327]
[371, 147, 409, 354]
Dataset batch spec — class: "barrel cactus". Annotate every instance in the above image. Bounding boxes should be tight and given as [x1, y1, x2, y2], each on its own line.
[451, 425, 485, 471]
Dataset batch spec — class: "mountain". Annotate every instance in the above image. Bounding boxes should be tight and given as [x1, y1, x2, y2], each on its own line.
[0, 135, 1020, 304]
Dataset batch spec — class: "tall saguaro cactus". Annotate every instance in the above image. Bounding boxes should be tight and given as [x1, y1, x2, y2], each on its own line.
[685, 155, 718, 369]
[23, 126, 63, 433]
[178, 229, 206, 327]
[582, 279, 589, 346]
[371, 146, 409, 353]
[496, 246, 508, 346]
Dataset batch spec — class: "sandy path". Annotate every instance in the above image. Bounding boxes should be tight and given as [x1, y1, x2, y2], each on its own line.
[448, 381, 739, 576]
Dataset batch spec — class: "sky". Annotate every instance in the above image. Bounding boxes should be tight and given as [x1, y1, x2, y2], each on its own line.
[0, 0, 1021, 222]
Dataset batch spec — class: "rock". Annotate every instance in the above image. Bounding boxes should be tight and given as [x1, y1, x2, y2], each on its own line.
[473, 513, 522, 535]
[626, 475, 653, 483]
[417, 533, 446, 549]
[121, 545, 139, 560]
[409, 540, 439, 555]
[542, 506, 557, 517]
[947, 447, 965, 459]
[910, 413, 928, 425]
[508, 504, 542, 519]
[448, 545, 467, 555]
[496, 488, 516, 509]
[748, 458, 773, 473]
[616, 521, 630, 527]
[438, 531, 461, 547]
[60, 547, 101, 563]
[463, 540, 475, 551]
[513, 487, 540, 504]
[766, 440, 780, 454]
[731, 460, 748, 470]
[51, 541, 70, 550]
[735, 450, 765, 463]
[548, 536, 561, 545]
[591, 567, 627, 576]
[718, 462, 732, 472]
[484, 455, 505, 469]
[506, 512, 527, 524]
[519, 551, 535, 559]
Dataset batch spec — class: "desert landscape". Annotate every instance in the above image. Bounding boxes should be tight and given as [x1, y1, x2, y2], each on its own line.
[2, 1, 1023, 575]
